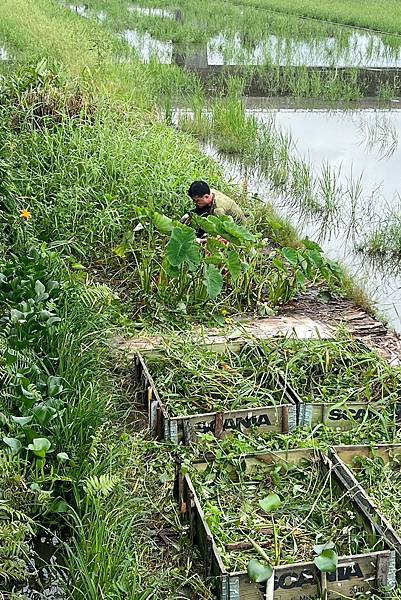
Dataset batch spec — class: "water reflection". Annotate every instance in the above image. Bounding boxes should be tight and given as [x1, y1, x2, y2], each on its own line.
[117, 27, 401, 68]
[64, 4, 107, 22]
[120, 29, 172, 63]
[128, 5, 181, 20]
[67, 4, 89, 17]
[208, 31, 401, 68]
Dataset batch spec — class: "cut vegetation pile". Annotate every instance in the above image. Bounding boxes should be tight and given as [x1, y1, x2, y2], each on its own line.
[351, 452, 401, 530]
[147, 343, 290, 416]
[188, 451, 378, 572]
[148, 337, 401, 416]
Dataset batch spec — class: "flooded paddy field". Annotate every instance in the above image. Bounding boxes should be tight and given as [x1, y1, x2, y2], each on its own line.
[64, 1, 401, 70]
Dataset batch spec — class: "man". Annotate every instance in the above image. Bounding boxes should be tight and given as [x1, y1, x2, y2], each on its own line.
[182, 180, 246, 239]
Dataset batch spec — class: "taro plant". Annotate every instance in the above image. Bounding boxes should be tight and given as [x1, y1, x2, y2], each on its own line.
[116, 208, 343, 316]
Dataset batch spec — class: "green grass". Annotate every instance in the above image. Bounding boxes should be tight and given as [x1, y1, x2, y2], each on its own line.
[363, 213, 401, 258]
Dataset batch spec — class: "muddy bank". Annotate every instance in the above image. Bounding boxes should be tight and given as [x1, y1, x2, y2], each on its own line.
[281, 292, 401, 365]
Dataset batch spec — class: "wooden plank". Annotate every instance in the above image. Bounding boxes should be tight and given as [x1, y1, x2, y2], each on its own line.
[236, 551, 393, 600]
[307, 401, 387, 430]
[178, 404, 297, 444]
[183, 474, 226, 576]
[138, 349, 298, 444]
[334, 444, 401, 465]
[330, 445, 401, 557]
[114, 315, 333, 357]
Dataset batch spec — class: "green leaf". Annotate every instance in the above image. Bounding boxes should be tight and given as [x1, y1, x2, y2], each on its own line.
[52, 499, 69, 513]
[259, 493, 282, 514]
[167, 227, 200, 267]
[28, 437, 51, 458]
[164, 262, 181, 278]
[295, 271, 306, 287]
[47, 316, 62, 326]
[149, 211, 174, 235]
[247, 559, 273, 583]
[203, 264, 223, 300]
[48, 376, 63, 397]
[302, 239, 322, 252]
[314, 549, 338, 573]
[307, 249, 324, 268]
[282, 247, 299, 267]
[3, 437, 22, 454]
[10, 309, 25, 322]
[11, 415, 33, 426]
[313, 541, 335, 555]
[219, 216, 256, 242]
[35, 280, 46, 296]
[57, 452, 69, 462]
[226, 249, 242, 281]
[47, 280, 59, 293]
[191, 215, 218, 236]
[272, 257, 286, 272]
[33, 404, 58, 426]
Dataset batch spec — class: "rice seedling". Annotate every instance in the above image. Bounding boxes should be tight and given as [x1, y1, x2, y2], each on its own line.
[235, 0, 401, 36]
[363, 195, 401, 259]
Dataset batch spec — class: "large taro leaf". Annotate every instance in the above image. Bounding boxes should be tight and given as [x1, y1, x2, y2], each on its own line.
[191, 214, 219, 236]
[281, 247, 299, 268]
[203, 264, 223, 299]
[219, 216, 256, 242]
[167, 227, 200, 268]
[148, 210, 174, 235]
[226, 249, 242, 281]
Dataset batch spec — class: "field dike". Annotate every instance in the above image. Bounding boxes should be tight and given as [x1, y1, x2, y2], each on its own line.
[1, 1, 401, 600]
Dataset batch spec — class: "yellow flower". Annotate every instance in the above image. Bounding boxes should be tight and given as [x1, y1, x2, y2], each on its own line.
[20, 209, 32, 220]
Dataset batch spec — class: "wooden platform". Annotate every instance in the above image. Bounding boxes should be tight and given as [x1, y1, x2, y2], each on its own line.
[114, 315, 333, 356]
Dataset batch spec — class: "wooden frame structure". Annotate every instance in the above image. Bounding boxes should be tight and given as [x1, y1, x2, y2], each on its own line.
[177, 448, 397, 600]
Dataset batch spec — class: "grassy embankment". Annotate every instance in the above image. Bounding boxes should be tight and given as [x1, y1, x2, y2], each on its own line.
[233, 0, 401, 36]
[0, 1, 358, 599]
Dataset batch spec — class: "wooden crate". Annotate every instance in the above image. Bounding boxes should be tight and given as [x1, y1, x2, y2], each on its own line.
[297, 399, 401, 431]
[178, 448, 397, 599]
[289, 339, 401, 431]
[330, 444, 401, 560]
[135, 352, 297, 444]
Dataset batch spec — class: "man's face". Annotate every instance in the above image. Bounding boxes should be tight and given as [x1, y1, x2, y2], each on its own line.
[192, 193, 213, 209]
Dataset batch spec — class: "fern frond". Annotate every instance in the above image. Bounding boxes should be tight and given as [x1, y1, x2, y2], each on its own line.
[83, 473, 120, 498]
